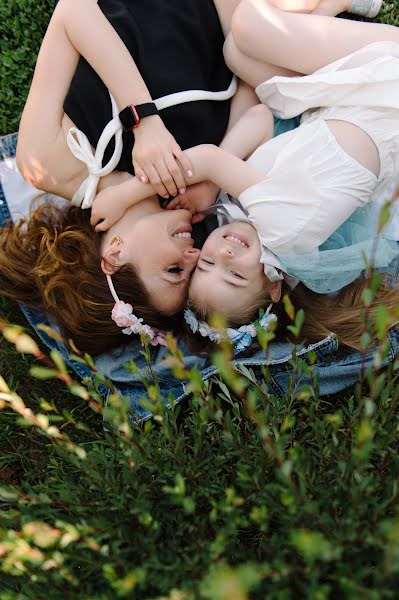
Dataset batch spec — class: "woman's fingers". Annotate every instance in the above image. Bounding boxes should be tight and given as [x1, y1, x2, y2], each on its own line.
[134, 148, 192, 198]
[133, 160, 148, 184]
[142, 163, 169, 198]
[157, 157, 181, 197]
[164, 154, 187, 195]
[173, 146, 193, 180]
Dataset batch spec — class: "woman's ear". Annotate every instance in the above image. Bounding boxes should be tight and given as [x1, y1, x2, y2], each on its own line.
[269, 280, 282, 303]
[101, 244, 121, 275]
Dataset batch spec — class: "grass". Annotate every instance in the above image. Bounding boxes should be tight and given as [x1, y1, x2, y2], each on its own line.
[0, 1, 399, 599]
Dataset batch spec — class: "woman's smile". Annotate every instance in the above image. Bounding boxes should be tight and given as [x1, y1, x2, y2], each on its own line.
[172, 224, 194, 241]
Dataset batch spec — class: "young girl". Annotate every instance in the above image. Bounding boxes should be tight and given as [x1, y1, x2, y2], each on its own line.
[186, 2, 399, 353]
[93, 3, 399, 353]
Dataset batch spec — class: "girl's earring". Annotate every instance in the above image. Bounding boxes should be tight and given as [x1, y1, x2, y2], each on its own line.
[110, 236, 123, 246]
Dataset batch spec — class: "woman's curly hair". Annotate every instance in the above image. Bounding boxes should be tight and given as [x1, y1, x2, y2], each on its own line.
[0, 203, 179, 354]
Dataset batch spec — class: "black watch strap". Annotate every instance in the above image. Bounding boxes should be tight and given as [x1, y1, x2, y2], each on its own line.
[119, 102, 159, 132]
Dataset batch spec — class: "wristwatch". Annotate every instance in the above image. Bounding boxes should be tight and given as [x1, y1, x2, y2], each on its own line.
[119, 102, 159, 131]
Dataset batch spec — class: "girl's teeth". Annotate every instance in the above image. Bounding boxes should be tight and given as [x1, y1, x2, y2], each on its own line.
[173, 232, 191, 238]
[225, 235, 248, 247]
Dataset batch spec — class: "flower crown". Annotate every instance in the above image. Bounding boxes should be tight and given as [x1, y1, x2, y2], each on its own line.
[106, 274, 166, 346]
[184, 304, 277, 355]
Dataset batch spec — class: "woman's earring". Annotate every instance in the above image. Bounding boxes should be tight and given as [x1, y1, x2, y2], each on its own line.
[110, 236, 122, 246]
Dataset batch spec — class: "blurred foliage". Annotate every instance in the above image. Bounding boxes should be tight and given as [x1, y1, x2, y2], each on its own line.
[0, 284, 398, 598]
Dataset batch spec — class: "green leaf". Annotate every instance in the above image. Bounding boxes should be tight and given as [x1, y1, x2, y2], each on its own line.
[29, 366, 58, 380]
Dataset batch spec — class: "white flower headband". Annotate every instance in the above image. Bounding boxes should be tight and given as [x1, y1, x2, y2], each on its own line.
[184, 304, 277, 355]
[106, 274, 166, 346]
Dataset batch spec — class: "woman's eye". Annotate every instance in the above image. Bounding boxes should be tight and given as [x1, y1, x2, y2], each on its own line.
[202, 259, 214, 265]
[231, 271, 244, 279]
[167, 266, 183, 274]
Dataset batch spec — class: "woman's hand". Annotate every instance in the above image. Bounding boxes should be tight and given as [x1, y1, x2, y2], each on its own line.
[90, 185, 129, 232]
[166, 181, 220, 224]
[132, 115, 193, 199]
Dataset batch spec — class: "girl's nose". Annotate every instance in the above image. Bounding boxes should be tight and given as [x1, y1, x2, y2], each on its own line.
[182, 248, 200, 265]
[220, 246, 234, 257]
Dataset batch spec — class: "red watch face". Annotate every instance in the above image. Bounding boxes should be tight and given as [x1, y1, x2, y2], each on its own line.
[119, 105, 140, 131]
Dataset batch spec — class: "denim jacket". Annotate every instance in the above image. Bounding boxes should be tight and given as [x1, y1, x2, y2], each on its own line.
[1, 133, 398, 422]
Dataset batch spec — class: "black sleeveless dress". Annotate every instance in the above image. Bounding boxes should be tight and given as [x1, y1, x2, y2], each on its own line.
[64, 0, 232, 174]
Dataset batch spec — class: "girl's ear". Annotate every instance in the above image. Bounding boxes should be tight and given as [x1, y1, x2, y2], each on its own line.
[100, 244, 121, 275]
[269, 280, 282, 303]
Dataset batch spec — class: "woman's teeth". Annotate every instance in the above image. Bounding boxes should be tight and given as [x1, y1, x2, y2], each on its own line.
[173, 232, 192, 238]
[224, 235, 248, 248]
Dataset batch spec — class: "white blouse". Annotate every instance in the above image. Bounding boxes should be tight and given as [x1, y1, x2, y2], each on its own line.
[238, 42, 399, 258]
[238, 119, 377, 256]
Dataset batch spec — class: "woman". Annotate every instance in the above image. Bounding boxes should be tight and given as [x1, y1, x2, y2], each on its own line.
[4, 0, 246, 354]
[6, 0, 353, 354]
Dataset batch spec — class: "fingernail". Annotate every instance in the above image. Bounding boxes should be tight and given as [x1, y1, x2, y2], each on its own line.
[179, 188, 186, 195]
[164, 194, 170, 199]
[187, 170, 193, 177]
[140, 176, 146, 183]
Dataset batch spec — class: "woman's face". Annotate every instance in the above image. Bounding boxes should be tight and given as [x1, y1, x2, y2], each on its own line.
[104, 205, 200, 314]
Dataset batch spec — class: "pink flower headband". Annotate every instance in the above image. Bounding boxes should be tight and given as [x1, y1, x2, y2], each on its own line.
[106, 274, 166, 346]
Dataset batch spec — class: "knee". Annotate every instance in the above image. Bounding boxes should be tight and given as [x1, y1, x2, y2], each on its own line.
[223, 33, 241, 74]
[230, 0, 260, 52]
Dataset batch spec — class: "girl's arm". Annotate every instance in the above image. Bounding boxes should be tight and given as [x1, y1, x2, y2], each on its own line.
[17, 0, 190, 200]
[163, 102, 273, 216]
[91, 140, 269, 230]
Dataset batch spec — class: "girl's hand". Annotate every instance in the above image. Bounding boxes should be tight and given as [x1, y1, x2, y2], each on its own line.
[166, 181, 219, 224]
[132, 115, 193, 199]
[90, 186, 128, 232]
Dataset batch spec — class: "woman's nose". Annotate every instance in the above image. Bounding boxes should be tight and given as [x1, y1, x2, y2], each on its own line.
[182, 248, 200, 265]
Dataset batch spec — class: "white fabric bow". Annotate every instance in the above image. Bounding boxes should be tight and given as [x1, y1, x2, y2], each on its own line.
[67, 93, 123, 209]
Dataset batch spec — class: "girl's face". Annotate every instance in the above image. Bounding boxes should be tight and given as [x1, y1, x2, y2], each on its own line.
[189, 221, 269, 318]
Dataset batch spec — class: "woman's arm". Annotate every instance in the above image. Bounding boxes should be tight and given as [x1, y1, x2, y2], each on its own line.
[17, 0, 190, 199]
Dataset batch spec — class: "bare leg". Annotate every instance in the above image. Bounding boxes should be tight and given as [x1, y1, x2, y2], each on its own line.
[231, 0, 399, 75]
[224, 34, 300, 87]
[224, 0, 352, 87]
[268, 0, 319, 11]
[269, 0, 349, 15]
[227, 80, 263, 127]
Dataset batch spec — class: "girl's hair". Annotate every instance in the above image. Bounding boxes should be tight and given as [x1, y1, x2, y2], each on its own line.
[0, 203, 179, 355]
[186, 276, 399, 355]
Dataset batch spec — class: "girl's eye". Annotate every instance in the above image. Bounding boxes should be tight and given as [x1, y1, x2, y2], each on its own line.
[231, 271, 244, 279]
[202, 259, 214, 265]
[167, 266, 183, 274]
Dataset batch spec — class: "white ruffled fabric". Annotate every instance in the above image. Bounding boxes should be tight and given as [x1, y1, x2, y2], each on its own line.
[239, 42, 399, 259]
